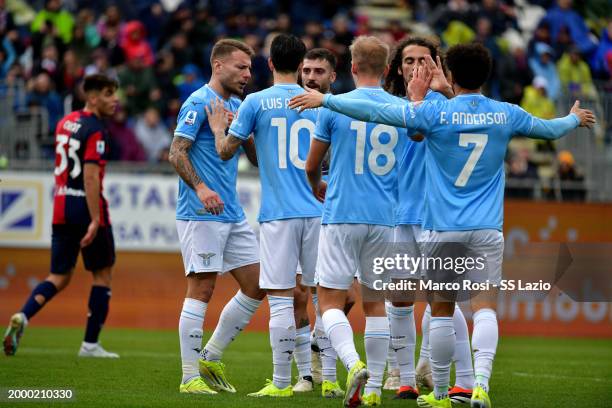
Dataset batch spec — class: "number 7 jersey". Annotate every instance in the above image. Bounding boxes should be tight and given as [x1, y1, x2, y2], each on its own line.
[52, 110, 110, 226]
[229, 84, 322, 222]
[314, 87, 406, 226]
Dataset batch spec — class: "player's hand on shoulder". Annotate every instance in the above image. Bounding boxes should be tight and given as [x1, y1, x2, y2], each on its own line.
[205, 98, 230, 135]
[288, 89, 324, 112]
[312, 180, 327, 203]
[570, 100, 596, 129]
[80, 219, 100, 248]
[196, 184, 225, 215]
[407, 63, 433, 102]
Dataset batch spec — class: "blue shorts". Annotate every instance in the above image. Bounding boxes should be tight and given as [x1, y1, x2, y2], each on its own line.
[51, 224, 116, 274]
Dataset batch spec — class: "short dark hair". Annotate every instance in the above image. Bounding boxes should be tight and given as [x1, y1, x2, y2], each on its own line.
[304, 48, 337, 70]
[270, 34, 306, 73]
[384, 36, 440, 97]
[210, 39, 254, 65]
[446, 43, 492, 90]
[83, 74, 118, 93]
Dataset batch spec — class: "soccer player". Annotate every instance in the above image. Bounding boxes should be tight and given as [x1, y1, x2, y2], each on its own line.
[169, 39, 265, 395]
[305, 36, 409, 407]
[4, 74, 120, 358]
[289, 43, 595, 408]
[382, 37, 474, 403]
[212, 34, 323, 398]
[291, 47, 339, 395]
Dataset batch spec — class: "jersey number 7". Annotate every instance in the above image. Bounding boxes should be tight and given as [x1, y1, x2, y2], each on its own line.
[454, 133, 488, 187]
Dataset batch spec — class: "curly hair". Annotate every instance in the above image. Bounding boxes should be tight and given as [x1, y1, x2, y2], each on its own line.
[384, 37, 440, 97]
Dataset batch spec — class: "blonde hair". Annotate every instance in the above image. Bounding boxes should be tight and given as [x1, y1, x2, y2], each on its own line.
[349, 36, 390, 76]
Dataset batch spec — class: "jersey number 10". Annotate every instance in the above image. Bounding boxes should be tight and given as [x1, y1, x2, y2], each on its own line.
[271, 117, 315, 170]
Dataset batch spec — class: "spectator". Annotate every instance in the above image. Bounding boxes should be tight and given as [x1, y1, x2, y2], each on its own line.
[118, 55, 158, 116]
[527, 21, 552, 61]
[30, 0, 75, 45]
[0, 0, 16, 38]
[166, 31, 197, 70]
[557, 47, 596, 99]
[429, 0, 477, 34]
[541, 0, 597, 56]
[176, 64, 205, 103]
[506, 149, 539, 199]
[98, 23, 124, 67]
[498, 44, 533, 105]
[0, 36, 15, 79]
[26, 72, 63, 132]
[589, 21, 612, 79]
[107, 105, 146, 162]
[84, 48, 117, 80]
[33, 44, 61, 91]
[521, 76, 556, 120]
[58, 49, 83, 96]
[121, 20, 154, 67]
[557, 150, 586, 201]
[139, 2, 167, 50]
[134, 107, 171, 162]
[96, 5, 123, 40]
[477, 0, 517, 36]
[529, 42, 561, 100]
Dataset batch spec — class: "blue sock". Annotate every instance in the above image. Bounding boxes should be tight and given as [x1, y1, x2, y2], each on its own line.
[84, 286, 111, 343]
[21, 281, 58, 319]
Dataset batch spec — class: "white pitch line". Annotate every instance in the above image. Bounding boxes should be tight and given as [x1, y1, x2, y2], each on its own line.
[512, 371, 610, 383]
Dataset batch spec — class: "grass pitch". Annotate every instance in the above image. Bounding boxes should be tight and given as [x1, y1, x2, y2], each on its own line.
[0, 327, 610, 407]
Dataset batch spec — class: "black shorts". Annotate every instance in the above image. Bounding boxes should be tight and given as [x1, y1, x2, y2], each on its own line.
[51, 224, 116, 274]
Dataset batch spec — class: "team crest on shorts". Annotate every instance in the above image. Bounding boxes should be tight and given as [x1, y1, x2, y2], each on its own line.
[198, 252, 216, 267]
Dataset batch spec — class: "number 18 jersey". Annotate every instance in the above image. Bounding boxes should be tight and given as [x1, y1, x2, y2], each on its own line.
[314, 87, 407, 227]
[229, 83, 322, 222]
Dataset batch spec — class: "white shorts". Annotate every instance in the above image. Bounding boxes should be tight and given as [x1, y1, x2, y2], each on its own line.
[176, 219, 259, 275]
[259, 217, 320, 289]
[316, 224, 394, 290]
[419, 229, 504, 285]
[392, 224, 423, 280]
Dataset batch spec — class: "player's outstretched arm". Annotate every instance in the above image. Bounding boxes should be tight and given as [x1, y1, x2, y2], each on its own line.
[168, 136, 224, 215]
[207, 98, 243, 161]
[528, 100, 596, 140]
[305, 139, 330, 203]
[81, 163, 101, 248]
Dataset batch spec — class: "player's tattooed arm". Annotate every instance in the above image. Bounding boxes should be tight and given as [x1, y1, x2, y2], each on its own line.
[169, 136, 225, 215]
[169, 136, 202, 189]
[207, 98, 243, 161]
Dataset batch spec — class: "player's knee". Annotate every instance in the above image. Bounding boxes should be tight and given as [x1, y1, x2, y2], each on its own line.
[93, 268, 113, 287]
[431, 302, 454, 317]
[392, 301, 414, 307]
[242, 285, 266, 301]
[186, 275, 216, 302]
[47, 272, 72, 292]
[362, 300, 386, 317]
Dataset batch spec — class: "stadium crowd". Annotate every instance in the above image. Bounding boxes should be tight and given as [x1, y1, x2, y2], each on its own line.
[0, 0, 610, 199]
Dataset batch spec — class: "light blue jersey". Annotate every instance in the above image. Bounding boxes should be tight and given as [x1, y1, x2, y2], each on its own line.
[314, 87, 407, 227]
[323, 92, 580, 231]
[174, 84, 245, 222]
[396, 91, 446, 226]
[229, 83, 322, 222]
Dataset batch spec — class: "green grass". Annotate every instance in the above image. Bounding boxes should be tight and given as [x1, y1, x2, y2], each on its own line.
[1, 327, 611, 407]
